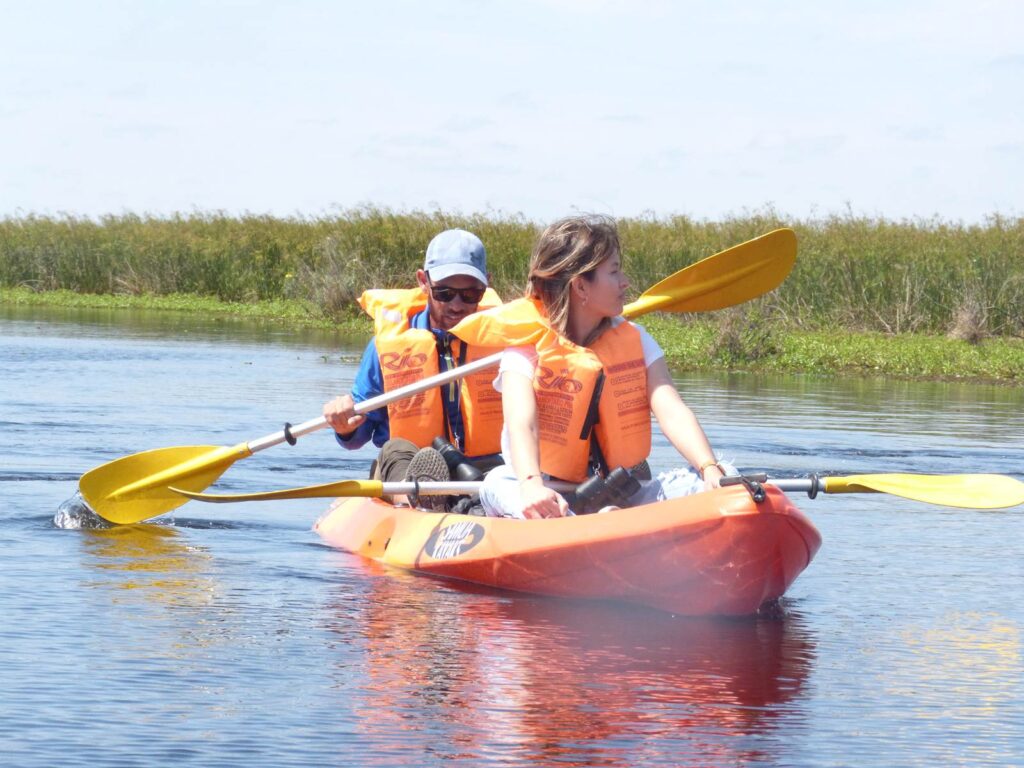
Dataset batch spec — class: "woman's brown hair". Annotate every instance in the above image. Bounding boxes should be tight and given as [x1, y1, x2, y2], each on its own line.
[526, 214, 621, 343]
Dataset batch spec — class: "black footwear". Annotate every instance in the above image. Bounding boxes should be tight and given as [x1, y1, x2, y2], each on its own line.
[448, 495, 484, 515]
[573, 466, 644, 514]
[403, 447, 450, 511]
[630, 460, 652, 481]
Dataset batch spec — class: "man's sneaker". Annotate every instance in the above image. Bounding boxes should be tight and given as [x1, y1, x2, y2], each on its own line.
[403, 447, 450, 511]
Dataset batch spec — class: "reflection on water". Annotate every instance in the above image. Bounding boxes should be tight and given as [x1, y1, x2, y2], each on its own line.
[79, 522, 216, 608]
[668, 371, 1024, 483]
[679, 370, 1024, 443]
[1, 302, 369, 350]
[324, 562, 815, 766]
[893, 611, 1022, 720]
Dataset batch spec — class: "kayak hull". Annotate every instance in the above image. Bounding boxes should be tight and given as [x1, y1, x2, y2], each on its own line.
[314, 485, 821, 616]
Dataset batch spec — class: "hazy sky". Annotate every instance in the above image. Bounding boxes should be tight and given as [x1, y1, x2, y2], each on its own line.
[2, 0, 1021, 223]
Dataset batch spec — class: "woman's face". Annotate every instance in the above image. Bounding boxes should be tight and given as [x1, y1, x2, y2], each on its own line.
[578, 253, 630, 318]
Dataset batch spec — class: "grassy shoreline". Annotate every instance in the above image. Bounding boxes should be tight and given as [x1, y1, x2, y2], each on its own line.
[3, 210, 1023, 338]
[7, 287, 1021, 385]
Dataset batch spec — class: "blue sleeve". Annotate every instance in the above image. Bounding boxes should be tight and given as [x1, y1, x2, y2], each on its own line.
[334, 338, 391, 450]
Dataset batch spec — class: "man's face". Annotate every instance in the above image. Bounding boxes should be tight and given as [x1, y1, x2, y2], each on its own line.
[417, 270, 486, 331]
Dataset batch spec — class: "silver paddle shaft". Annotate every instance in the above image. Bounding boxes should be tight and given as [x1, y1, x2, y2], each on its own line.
[245, 352, 503, 454]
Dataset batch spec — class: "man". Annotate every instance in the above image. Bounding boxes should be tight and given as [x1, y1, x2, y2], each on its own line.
[322, 229, 503, 504]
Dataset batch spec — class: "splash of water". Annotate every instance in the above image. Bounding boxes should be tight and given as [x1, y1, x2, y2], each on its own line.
[53, 491, 110, 530]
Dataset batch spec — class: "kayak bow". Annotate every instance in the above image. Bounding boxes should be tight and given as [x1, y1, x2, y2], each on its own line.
[314, 485, 821, 617]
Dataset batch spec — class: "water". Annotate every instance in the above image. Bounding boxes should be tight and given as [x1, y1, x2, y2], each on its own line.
[2, 305, 1023, 767]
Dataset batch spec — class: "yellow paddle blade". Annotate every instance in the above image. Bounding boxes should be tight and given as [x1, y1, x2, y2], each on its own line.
[824, 473, 1024, 509]
[624, 228, 796, 316]
[80, 444, 251, 524]
[172, 479, 385, 503]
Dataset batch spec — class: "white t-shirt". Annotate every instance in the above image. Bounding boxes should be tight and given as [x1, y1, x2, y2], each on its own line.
[494, 318, 664, 463]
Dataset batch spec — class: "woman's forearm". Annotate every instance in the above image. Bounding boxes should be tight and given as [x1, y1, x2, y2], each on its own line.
[501, 370, 570, 517]
[502, 371, 543, 480]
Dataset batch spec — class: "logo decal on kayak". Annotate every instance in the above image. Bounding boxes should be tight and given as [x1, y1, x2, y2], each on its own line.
[425, 520, 485, 560]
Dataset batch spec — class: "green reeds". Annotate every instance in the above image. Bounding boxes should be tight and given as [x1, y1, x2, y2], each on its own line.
[2, 208, 1022, 336]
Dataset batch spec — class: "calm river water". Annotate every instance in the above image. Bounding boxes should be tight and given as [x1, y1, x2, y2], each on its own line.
[2, 305, 1023, 767]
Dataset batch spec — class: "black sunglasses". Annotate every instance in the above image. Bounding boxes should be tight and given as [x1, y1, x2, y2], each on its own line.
[426, 278, 486, 304]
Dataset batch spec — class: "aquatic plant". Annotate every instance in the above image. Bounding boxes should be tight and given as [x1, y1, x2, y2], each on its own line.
[2, 208, 1022, 336]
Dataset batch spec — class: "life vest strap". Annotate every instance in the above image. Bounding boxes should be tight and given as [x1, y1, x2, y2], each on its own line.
[580, 370, 609, 477]
[434, 333, 471, 449]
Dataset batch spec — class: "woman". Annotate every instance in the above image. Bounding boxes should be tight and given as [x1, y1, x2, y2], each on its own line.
[452, 215, 727, 519]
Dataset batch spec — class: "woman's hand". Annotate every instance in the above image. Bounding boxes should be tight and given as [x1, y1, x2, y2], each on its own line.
[702, 463, 725, 491]
[323, 394, 364, 436]
[519, 477, 570, 519]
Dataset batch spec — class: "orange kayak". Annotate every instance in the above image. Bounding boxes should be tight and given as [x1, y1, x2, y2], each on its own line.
[314, 485, 821, 616]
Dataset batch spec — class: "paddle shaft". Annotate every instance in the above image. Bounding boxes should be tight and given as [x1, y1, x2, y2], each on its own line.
[722, 472, 1024, 509]
[174, 471, 1024, 508]
[378, 480, 579, 495]
[172, 478, 580, 503]
[246, 353, 503, 453]
[183, 476, 876, 503]
[724, 473, 908, 496]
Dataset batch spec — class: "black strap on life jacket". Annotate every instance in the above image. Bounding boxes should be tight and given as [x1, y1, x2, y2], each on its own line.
[435, 334, 470, 449]
[579, 370, 609, 477]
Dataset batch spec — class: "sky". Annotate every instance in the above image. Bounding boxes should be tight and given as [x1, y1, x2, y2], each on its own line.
[2, 0, 1021, 223]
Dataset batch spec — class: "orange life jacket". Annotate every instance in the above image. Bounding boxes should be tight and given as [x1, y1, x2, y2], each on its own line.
[452, 298, 651, 481]
[359, 287, 504, 457]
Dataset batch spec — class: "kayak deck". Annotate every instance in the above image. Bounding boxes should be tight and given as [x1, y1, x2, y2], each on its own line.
[314, 485, 821, 616]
